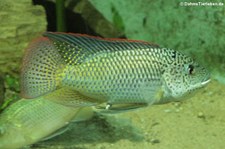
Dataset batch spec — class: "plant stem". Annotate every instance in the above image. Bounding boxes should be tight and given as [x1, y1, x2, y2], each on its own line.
[56, 0, 66, 32]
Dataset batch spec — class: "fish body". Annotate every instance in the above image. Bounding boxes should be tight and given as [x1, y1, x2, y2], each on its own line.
[0, 96, 93, 149]
[21, 32, 210, 109]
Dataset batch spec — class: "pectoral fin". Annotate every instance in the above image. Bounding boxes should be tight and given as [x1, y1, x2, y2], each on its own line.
[140, 80, 164, 105]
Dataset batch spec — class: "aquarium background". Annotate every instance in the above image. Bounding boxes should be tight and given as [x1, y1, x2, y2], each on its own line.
[0, 0, 225, 148]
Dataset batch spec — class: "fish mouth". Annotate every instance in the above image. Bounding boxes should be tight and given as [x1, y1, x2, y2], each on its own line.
[193, 77, 210, 89]
[200, 71, 211, 86]
[201, 79, 211, 85]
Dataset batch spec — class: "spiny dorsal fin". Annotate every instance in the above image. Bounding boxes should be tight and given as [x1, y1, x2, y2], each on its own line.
[44, 32, 160, 65]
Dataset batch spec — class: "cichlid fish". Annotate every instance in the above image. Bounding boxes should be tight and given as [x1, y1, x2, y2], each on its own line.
[0, 93, 94, 149]
[21, 32, 210, 111]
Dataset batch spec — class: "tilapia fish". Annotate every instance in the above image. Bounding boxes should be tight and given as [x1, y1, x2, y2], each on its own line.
[0, 95, 93, 149]
[21, 32, 210, 110]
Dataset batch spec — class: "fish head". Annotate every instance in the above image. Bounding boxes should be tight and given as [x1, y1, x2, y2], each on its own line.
[162, 52, 210, 100]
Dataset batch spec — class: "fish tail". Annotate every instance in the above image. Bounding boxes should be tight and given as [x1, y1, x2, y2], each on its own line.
[20, 37, 64, 98]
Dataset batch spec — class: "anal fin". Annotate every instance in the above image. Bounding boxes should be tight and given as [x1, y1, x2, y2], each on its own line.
[43, 88, 101, 107]
[41, 125, 69, 141]
[41, 107, 95, 141]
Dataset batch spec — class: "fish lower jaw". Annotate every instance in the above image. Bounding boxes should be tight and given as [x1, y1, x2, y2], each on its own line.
[201, 79, 211, 85]
[190, 79, 211, 90]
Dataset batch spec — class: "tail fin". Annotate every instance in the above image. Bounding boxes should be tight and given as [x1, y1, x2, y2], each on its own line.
[20, 37, 63, 98]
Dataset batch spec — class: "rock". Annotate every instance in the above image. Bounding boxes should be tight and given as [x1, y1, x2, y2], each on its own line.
[38, 0, 124, 37]
[0, 0, 46, 74]
[197, 112, 206, 119]
[150, 138, 160, 144]
[0, 0, 46, 109]
[70, 0, 124, 37]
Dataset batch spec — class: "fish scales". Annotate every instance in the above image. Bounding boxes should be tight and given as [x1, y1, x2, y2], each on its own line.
[21, 32, 210, 109]
[61, 48, 163, 103]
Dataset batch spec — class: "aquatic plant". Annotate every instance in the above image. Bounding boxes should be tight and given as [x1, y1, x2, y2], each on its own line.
[56, 0, 66, 32]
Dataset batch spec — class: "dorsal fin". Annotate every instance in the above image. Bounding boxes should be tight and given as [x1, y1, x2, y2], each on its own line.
[43, 32, 160, 65]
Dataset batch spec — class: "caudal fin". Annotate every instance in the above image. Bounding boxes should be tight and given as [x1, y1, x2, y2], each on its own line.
[20, 37, 63, 98]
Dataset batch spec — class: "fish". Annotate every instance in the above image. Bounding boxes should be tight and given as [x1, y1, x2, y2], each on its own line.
[0, 93, 94, 149]
[20, 32, 210, 111]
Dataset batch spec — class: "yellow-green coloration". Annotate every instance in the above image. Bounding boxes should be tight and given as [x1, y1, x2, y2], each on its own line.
[0, 95, 93, 149]
[21, 32, 210, 111]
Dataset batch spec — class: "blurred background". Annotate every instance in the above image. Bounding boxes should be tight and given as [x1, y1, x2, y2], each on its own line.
[0, 0, 224, 148]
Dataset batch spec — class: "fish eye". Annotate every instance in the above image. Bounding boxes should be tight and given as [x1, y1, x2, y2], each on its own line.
[188, 64, 194, 75]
